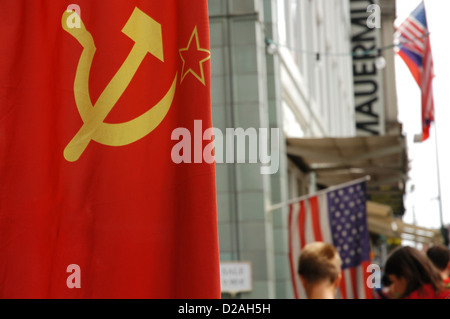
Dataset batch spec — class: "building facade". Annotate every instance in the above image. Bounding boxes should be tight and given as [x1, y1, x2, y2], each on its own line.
[208, 0, 406, 298]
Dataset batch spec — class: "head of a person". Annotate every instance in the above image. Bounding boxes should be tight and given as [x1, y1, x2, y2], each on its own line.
[384, 246, 443, 298]
[298, 242, 342, 290]
[426, 244, 450, 272]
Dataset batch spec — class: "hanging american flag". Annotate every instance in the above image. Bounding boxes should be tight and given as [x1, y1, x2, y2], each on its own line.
[395, 1, 434, 141]
[288, 179, 373, 299]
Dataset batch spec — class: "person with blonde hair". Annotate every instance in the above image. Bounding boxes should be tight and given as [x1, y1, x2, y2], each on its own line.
[298, 242, 342, 299]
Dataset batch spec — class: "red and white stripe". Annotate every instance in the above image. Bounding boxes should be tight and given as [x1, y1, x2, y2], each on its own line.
[396, 17, 427, 54]
[288, 195, 372, 299]
[396, 26, 424, 54]
[421, 37, 434, 140]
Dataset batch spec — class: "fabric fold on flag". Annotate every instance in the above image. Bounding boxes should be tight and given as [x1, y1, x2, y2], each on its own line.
[288, 180, 373, 299]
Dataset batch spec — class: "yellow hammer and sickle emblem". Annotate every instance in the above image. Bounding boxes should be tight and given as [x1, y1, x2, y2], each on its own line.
[62, 7, 177, 162]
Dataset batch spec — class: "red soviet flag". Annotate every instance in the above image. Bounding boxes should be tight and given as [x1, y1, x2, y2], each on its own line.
[0, 0, 220, 298]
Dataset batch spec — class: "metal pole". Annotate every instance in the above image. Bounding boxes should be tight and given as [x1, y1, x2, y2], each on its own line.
[433, 122, 445, 228]
[266, 175, 370, 213]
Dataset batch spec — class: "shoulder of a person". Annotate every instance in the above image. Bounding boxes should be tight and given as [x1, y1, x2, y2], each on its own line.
[437, 288, 450, 299]
[405, 284, 441, 299]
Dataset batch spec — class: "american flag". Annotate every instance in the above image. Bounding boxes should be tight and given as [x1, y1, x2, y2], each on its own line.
[395, 1, 434, 141]
[288, 180, 373, 299]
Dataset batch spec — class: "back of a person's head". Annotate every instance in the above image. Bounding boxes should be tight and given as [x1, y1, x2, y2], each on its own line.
[426, 244, 450, 271]
[384, 246, 443, 297]
[298, 242, 342, 285]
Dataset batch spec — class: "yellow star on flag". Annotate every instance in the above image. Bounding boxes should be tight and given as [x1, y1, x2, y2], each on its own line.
[179, 26, 211, 86]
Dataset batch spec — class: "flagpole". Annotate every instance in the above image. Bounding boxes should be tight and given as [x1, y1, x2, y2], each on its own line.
[266, 175, 371, 213]
[433, 122, 445, 228]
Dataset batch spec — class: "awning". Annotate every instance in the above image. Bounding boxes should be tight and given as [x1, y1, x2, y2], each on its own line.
[287, 135, 408, 215]
[366, 201, 443, 245]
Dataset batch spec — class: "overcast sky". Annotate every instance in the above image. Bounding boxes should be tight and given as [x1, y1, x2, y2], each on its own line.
[395, 0, 450, 230]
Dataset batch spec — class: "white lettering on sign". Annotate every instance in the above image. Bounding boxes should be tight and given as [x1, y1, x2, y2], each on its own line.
[220, 262, 252, 294]
[350, 0, 385, 136]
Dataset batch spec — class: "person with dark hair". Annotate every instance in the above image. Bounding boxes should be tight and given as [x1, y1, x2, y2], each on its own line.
[298, 242, 342, 299]
[427, 244, 450, 287]
[383, 246, 450, 299]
